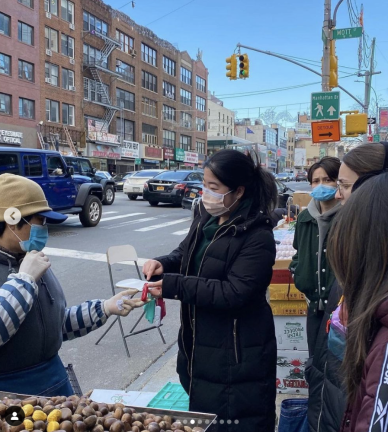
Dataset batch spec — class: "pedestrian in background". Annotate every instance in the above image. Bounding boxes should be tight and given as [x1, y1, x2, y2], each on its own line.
[327, 172, 388, 431]
[306, 142, 388, 432]
[290, 156, 341, 355]
[143, 150, 278, 432]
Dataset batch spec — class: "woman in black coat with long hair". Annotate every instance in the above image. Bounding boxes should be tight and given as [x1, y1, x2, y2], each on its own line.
[143, 150, 278, 432]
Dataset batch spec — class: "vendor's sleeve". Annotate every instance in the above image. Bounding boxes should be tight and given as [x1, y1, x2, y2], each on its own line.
[0, 273, 38, 347]
[62, 299, 108, 341]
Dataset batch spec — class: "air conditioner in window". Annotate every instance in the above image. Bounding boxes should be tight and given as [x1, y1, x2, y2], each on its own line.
[45, 78, 51, 84]
[167, 92, 173, 99]
[69, 23, 75, 30]
[116, 60, 122, 67]
[46, 12, 51, 19]
[69, 86, 76, 91]
[129, 48, 137, 57]
[46, 49, 52, 56]
[69, 58, 75, 65]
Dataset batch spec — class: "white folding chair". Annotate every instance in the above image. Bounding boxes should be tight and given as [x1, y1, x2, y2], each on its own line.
[95, 245, 166, 357]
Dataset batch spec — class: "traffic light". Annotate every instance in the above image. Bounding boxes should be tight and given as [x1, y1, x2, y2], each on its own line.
[329, 40, 338, 89]
[345, 113, 368, 135]
[226, 54, 237, 80]
[239, 54, 249, 78]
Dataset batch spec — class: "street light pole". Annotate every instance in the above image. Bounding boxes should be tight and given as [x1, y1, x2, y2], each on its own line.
[322, 0, 332, 92]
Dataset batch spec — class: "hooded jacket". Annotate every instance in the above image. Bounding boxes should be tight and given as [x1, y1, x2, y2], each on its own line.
[155, 200, 277, 432]
[341, 299, 388, 432]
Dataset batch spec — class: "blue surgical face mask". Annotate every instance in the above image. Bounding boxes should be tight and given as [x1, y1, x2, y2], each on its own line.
[310, 184, 337, 202]
[10, 219, 49, 252]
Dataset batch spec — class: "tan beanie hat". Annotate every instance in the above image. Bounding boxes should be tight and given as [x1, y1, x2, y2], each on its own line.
[0, 173, 52, 222]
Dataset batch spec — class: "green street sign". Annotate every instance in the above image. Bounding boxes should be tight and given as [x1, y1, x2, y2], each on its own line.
[333, 27, 363, 40]
[175, 148, 185, 162]
[135, 158, 141, 164]
[374, 134, 381, 143]
[322, 29, 328, 44]
[311, 91, 340, 121]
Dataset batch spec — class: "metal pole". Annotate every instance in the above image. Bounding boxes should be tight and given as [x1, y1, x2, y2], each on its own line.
[322, 0, 331, 91]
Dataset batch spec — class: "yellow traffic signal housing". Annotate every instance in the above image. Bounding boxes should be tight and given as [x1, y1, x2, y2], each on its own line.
[239, 54, 249, 78]
[345, 113, 368, 135]
[226, 55, 237, 80]
[329, 40, 338, 89]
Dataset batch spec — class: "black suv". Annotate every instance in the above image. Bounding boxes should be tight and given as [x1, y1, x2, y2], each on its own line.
[63, 156, 116, 205]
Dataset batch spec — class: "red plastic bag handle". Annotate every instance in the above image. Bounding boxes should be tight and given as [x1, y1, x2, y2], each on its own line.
[141, 283, 149, 302]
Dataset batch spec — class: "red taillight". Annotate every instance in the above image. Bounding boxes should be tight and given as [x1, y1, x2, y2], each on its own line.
[144, 183, 148, 189]
[174, 183, 185, 190]
[199, 190, 203, 196]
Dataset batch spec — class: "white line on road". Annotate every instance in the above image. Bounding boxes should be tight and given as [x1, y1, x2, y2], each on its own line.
[101, 217, 158, 229]
[66, 213, 145, 226]
[64, 211, 118, 221]
[135, 217, 191, 232]
[172, 228, 190, 236]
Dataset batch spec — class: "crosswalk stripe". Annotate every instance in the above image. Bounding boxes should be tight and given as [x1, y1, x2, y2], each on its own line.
[65, 211, 118, 221]
[135, 217, 191, 232]
[66, 213, 145, 226]
[172, 228, 190, 236]
[101, 217, 158, 230]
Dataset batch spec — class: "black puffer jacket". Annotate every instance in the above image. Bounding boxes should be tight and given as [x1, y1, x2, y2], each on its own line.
[305, 280, 347, 432]
[155, 201, 277, 432]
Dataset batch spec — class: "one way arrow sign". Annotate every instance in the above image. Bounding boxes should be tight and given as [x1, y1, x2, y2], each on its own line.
[327, 106, 336, 116]
[368, 117, 376, 125]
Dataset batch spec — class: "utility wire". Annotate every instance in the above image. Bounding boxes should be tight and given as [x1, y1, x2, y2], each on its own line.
[146, 0, 196, 26]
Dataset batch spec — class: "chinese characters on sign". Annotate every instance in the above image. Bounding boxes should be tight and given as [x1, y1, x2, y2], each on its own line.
[144, 146, 163, 160]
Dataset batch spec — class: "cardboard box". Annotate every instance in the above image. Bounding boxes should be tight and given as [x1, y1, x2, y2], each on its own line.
[270, 300, 307, 316]
[292, 191, 312, 209]
[274, 316, 308, 351]
[269, 284, 305, 301]
[271, 269, 293, 285]
[276, 349, 309, 395]
[273, 259, 292, 270]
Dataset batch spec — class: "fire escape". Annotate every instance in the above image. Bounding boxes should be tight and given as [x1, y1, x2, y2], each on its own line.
[83, 31, 121, 133]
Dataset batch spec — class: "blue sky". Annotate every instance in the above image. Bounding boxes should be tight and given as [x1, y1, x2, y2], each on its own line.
[105, 0, 388, 124]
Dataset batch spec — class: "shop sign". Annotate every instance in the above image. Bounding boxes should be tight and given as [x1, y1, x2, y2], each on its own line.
[121, 141, 140, 158]
[92, 150, 121, 159]
[184, 163, 195, 167]
[89, 131, 120, 144]
[175, 148, 185, 162]
[135, 158, 141, 164]
[144, 146, 163, 160]
[87, 119, 108, 133]
[163, 147, 175, 160]
[0, 130, 23, 145]
[184, 151, 198, 164]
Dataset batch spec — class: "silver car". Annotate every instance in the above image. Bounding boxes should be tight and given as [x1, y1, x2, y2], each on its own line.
[123, 169, 166, 200]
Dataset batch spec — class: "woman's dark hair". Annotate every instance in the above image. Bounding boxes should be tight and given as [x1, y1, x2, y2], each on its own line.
[342, 142, 385, 176]
[327, 172, 388, 403]
[0, 215, 34, 238]
[203, 149, 278, 215]
[307, 156, 341, 184]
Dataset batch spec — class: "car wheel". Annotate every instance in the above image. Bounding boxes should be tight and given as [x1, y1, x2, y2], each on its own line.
[79, 196, 102, 227]
[149, 201, 159, 207]
[102, 185, 115, 205]
[129, 195, 137, 200]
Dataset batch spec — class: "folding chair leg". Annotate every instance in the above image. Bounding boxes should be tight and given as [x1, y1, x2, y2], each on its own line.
[95, 317, 118, 345]
[117, 316, 130, 357]
[130, 310, 145, 333]
[157, 326, 166, 344]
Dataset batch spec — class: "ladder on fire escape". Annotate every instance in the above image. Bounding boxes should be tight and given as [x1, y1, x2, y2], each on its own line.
[37, 131, 57, 150]
[63, 126, 78, 156]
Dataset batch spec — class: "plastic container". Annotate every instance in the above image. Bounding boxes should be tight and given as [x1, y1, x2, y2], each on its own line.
[147, 382, 189, 411]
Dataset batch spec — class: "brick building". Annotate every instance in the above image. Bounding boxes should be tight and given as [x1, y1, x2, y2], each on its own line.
[0, 0, 208, 172]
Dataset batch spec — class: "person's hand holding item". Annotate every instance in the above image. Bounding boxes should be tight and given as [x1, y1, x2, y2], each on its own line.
[103, 290, 148, 317]
[142, 259, 164, 280]
[19, 251, 51, 282]
[147, 279, 163, 299]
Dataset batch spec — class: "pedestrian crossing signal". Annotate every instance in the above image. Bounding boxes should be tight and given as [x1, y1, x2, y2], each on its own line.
[226, 55, 237, 80]
[239, 54, 249, 78]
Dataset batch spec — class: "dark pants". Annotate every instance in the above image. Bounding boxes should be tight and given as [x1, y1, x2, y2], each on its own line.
[307, 308, 325, 356]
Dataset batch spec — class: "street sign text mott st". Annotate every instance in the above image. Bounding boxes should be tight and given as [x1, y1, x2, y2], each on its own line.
[312, 120, 341, 143]
[311, 91, 340, 121]
[333, 27, 363, 40]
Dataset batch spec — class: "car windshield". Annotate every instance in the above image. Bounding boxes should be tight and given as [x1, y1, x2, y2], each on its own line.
[278, 173, 288, 176]
[133, 170, 163, 178]
[153, 171, 188, 180]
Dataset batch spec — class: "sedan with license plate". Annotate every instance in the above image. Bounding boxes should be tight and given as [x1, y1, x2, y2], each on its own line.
[182, 184, 203, 209]
[123, 169, 166, 200]
[143, 170, 204, 206]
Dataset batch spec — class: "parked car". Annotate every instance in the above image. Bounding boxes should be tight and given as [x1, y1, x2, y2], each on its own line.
[275, 172, 292, 182]
[275, 179, 294, 207]
[124, 169, 166, 200]
[63, 156, 116, 205]
[1, 148, 103, 227]
[182, 184, 203, 209]
[143, 170, 204, 206]
[113, 172, 136, 191]
[96, 171, 112, 179]
[295, 172, 308, 182]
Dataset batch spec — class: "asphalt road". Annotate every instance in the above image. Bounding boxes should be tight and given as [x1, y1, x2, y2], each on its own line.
[287, 180, 312, 193]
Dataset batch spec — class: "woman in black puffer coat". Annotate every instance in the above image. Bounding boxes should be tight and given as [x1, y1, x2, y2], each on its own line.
[143, 150, 278, 432]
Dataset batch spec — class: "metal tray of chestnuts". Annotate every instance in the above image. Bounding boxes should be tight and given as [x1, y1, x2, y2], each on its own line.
[0, 391, 217, 432]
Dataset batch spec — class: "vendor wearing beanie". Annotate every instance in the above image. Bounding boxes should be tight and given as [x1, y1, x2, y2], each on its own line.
[0, 174, 145, 396]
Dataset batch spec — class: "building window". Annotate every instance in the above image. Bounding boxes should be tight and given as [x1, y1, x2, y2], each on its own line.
[163, 81, 175, 100]
[62, 68, 75, 89]
[141, 70, 157, 93]
[196, 140, 205, 154]
[44, 0, 58, 15]
[180, 89, 192, 106]
[0, 13, 10, 37]
[142, 123, 157, 144]
[83, 11, 108, 35]
[45, 62, 58, 86]
[61, 0, 74, 24]
[196, 117, 206, 132]
[180, 67, 192, 85]
[61, 34, 74, 58]
[0, 93, 11, 115]
[45, 27, 58, 51]
[83, 44, 107, 68]
[18, 22, 34, 45]
[116, 88, 135, 111]
[163, 56, 175, 76]
[46, 99, 59, 122]
[141, 43, 157, 67]
[142, 97, 157, 118]
[163, 130, 176, 148]
[18, 0, 34, 8]
[18, 60, 34, 82]
[116, 30, 134, 54]
[196, 75, 206, 93]
[19, 98, 34, 119]
[62, 103, 75, 126]
[196, 96, 206, 112]
[180, 112, 192, 129]
[163, 105, 176, 122]
[116, 118, 134, 141]
[83, 77, 109, 103]
[179, 135, 191, 151]
[116, 61, 134, 84]
[0, 53, 11, 76]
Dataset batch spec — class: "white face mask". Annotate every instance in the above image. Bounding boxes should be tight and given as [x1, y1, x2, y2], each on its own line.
[202, 186, 239, 217]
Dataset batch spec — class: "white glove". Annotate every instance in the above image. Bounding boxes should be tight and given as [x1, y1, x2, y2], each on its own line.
[103, 290, 148, 317]
[19, 251, 51, 282]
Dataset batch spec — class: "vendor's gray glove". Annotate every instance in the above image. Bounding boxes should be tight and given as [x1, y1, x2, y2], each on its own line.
[103, 290, 149, 317]
[19, 251, 51, 282]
